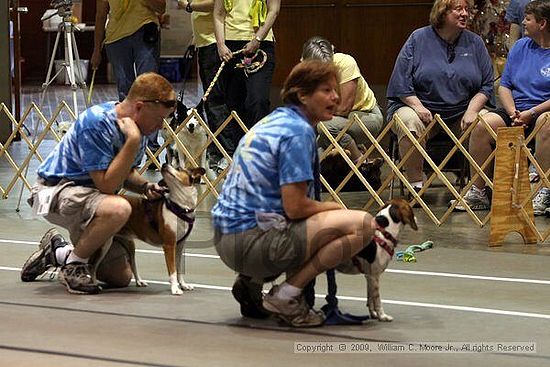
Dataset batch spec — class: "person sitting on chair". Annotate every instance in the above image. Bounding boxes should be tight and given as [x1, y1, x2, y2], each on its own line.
[454, 0, 550, 214]
[212, 60, 375, 327]
[301, 36, 384, 163]
[386, 0, 493, 200]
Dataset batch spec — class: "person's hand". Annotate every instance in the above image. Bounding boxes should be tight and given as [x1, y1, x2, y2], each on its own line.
[177, 0, 188, 9]
[460, 110, 478, 131]
[144, 182, 167, 200]
[511, 110, 533, 127]
[412, 105, 432, 124]
[91, 48, 102, 70]
[117, 117, 141, 142]
[243, 38, 260, 56]
[217, 43, 233, 62]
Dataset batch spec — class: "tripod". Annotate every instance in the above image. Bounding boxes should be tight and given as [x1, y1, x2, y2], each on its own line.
[15, 3, 89, 212]
[40, 4, 88, 114]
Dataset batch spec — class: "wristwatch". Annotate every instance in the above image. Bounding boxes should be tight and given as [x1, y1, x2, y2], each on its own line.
[185, 0, 193, 13]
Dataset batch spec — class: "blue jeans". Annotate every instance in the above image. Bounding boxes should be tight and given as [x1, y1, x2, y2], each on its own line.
[105, 23, 160, 150]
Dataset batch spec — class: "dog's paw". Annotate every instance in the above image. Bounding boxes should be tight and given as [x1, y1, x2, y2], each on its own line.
[378, 313, 394, 322]
[179, 282, 194, 291]
[136, 279, 148, 287]
[171, 285, 184, 295]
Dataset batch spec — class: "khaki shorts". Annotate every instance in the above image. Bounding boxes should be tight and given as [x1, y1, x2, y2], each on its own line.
[214, 220, 308, 281]
[391, 106, 489, 143]
[29, 179, 108, 245]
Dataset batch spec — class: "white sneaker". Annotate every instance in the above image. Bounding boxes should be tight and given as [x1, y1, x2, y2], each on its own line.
[450, 185, 491, 211]
[532, 188, 550, 216]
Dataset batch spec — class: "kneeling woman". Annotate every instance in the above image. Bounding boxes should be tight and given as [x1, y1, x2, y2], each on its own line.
[212, 60, 374, 327]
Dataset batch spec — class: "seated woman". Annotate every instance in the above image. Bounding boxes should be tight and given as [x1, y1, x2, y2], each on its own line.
[211, 60, 374, 327]
[386, 0, 493, 197]
[459, 0, 550, 214]
[301, 36, 384, 163]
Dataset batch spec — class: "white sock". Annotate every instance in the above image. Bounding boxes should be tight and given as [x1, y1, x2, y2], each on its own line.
[66, 251, 88, 265]
[55, 245, 74, 265]
[410, 180, 423, 189]
[276, 282, 302, 300]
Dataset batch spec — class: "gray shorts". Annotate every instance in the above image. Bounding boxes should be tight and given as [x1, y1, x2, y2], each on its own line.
[214, 220, 308, 281]
[29, 178, 108, 245]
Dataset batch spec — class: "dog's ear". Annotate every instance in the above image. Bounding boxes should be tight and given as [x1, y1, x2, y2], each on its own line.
[389, 199, 418, 230]
[190, 167, 206, 178]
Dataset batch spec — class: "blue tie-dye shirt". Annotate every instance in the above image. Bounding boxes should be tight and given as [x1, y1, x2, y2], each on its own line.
[37, 101, 147, 185]
[211, 105, 317, 234]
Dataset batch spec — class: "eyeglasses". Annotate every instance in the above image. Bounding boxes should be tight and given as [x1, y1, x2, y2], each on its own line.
[452, 5, 470, 13]
[141, 99, 177, 108]
[447, 43, 456, 63]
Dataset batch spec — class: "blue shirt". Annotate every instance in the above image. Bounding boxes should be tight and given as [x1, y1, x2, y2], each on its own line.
[211, 106, 317, 234]
[500, 37, 550, 111]
[387, 26, 494, 121]
[506, 0, 532, 36]
[37, 102, 147, 185]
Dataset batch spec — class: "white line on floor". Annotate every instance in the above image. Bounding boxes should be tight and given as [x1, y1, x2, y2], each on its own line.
[4, 238, 550, 285]
[1, 265, 549, 320]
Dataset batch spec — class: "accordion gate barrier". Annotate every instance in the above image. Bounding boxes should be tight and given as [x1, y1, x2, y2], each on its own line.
[1, 102, 548, 243]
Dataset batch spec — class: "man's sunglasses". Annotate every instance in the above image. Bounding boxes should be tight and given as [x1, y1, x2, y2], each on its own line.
[141, 99, 177, 108]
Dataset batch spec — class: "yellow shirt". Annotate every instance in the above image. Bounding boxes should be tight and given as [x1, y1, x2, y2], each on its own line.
[193, 11, 216, 48]
[333, 53, 376, 112]
[225, 0, 274, 41]
[105, 0, 159, 44]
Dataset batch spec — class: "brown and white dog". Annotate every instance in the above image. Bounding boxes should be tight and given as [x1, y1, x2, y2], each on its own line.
[336, 198, 417, 321]
[117, 164, 205, 295]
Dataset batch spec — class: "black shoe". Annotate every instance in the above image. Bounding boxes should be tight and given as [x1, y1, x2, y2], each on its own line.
[232, 275, 270, 319]
[21, 228, 67, 282]
[58, 262, 101, 294]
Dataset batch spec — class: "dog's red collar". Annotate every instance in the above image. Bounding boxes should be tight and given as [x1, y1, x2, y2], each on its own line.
[374, 223, 398, 257]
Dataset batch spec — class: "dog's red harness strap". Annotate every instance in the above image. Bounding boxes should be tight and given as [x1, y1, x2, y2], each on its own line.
[373, 235, 395, 257]
[374, 223, 397, 257]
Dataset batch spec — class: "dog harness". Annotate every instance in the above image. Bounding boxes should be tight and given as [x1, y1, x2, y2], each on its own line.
[144, 197, 195, 244]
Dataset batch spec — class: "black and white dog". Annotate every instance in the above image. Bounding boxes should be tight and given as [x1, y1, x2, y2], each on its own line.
[336, 198, 418, 321]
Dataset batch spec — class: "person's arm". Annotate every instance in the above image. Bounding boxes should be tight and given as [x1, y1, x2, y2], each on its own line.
[89, 117, 142, 194]
[498, 86, 517, 117]
[335, 79, 358, 117]
[461, 92, 489, 130]
[178, 0, 214, 11]
[91, 0, 109, 70]
[143, 0, 166, 14]
[213, 0, 232, 62]
[243, 0, 281, 55]
[281, 182, 341, 220]
[124, 169, 165, 199]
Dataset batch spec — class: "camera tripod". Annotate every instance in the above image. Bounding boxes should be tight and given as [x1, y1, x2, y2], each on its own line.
[15, 2, 89, 212]
[40, 3, 89, 114]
